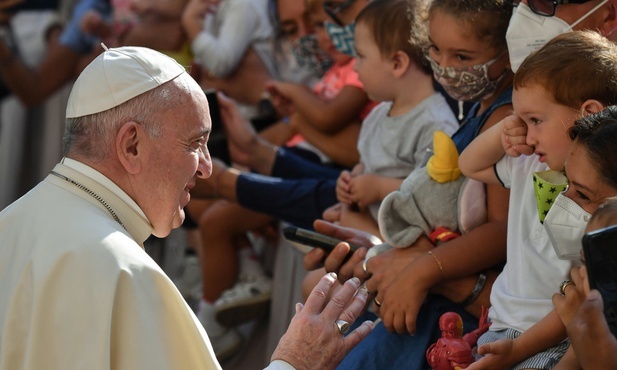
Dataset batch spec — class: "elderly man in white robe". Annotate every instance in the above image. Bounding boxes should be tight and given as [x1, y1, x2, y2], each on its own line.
[0, 45, 373, 370]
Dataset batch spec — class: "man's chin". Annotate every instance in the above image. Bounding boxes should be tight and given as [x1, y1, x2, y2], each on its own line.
[173, 208, 186, 229]
[152, 210, 185, 238]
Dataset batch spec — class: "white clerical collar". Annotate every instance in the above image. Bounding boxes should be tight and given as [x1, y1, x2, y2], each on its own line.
[56, 157, 152, 244]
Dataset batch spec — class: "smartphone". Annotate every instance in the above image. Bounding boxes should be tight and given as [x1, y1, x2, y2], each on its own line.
[204, 89, 231, 165]
[582, 224, 617, 338]
[283, 225, 360, 260]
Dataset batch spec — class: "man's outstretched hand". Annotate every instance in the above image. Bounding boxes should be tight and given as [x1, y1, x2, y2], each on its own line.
[271, 273, 374, 369]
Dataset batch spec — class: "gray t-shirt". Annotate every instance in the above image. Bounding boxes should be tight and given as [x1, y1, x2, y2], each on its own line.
[357, 93, 459, 220]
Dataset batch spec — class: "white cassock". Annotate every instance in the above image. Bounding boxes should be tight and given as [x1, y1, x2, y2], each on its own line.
[0, 158, 292, 370]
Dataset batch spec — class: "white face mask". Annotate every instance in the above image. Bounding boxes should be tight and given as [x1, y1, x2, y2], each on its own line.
[506, 0, 609, 72]
[543, 192, 592, 260]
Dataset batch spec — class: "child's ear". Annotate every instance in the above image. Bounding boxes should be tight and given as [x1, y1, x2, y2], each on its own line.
[392, 50, 410, 78]
[580, 99, 605, 116]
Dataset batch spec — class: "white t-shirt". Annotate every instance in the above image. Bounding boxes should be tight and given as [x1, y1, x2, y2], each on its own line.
[489, 154, 574, 332]
[191, 0, 276, 79]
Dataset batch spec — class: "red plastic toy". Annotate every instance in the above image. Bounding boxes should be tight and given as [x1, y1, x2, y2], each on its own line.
[426, 306, 491, 370]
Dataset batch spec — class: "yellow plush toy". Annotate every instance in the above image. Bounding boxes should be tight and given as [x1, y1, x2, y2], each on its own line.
[377, 131, 486, 249]
[427, 130, 462, 184]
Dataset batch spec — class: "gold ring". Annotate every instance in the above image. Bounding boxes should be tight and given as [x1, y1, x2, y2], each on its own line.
[362, 258, 371, 277]
[559, 279, 575, 297]
[374, 297, 382, 307]
[336, 319, 350, 335]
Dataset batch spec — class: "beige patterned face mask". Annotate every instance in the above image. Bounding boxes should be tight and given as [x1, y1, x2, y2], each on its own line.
[426, 53, 507, 102]
[533, 170, 568, 224]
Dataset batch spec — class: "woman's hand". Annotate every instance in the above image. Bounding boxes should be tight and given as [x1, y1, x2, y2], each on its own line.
[303, 220, 380, 282]
[553, 266, 589, 328]
[366, 237, 435, 333]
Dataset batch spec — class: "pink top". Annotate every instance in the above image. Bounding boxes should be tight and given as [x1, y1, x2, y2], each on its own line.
[312, 58, 376, 119]
[286, 58, 377, 148]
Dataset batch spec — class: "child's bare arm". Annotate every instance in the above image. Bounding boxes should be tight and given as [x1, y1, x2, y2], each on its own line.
[338, 205, 382, 237]
[459, 118, 507, 185]
[291, 116, 362, 168]
[271, 82, 369, 134]
[552, 347, 580, 370]
[469, 310, 567, 370]
[460, 114, 535, 185]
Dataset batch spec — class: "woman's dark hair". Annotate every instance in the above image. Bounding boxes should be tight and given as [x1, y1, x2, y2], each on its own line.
[569, 105, 617, 191]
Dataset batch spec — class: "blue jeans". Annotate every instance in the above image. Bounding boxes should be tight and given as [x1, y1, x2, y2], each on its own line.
[337, 295, 478, 370]
[236, 147, 343, 229]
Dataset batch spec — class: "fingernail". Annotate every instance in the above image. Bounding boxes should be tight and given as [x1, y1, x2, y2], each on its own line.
[357, 287, 368, 299]
[351, 277, 360, 286]
[328, 272, 337, 280]
[588, 290, 601, 300]
[295, 302, 303, 313]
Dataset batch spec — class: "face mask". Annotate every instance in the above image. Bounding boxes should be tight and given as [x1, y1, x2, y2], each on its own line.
[291, 34, 334, 77]
[507, 0, 609, 72]
[426, 53, 507, 102]
[325, 21, 356, 56]
[544, 192, 592, 260]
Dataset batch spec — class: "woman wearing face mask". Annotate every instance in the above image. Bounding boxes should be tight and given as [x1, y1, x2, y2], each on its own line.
[459, 30, 617, 369]
[467, 106, 617, 370]
[306, 1, 513, 369]
[551, 109, 617, 369]
[506, 0, 614, 72]
[320, 0, 370, 56]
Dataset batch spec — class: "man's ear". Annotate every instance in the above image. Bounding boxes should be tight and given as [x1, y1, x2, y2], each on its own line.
[599, 0, 617, 37]
[392, 50, 410, 78]
[581, 99, 605, 116]
[116, 121, 144, 175]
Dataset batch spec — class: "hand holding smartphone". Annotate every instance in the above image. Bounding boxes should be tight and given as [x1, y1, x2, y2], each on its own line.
[283, 226, 360, 262]
[582, 225, 617, 337]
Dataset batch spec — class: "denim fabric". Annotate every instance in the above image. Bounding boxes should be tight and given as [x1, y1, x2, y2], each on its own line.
[452, 88, 513, 153]
[236, 147, 343, 229]
[337, 295, 478, 370]
[337, 89, 513, 369]
[59, 0, 111, 54]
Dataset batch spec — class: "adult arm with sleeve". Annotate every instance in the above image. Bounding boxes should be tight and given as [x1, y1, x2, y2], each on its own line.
[184, 0, 266, 77]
